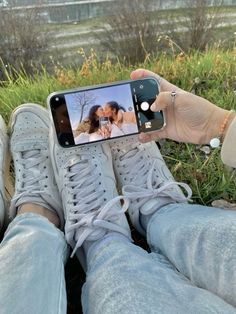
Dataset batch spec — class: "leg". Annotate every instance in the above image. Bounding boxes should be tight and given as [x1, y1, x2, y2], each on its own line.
[147, 203, 236, 307]
[0, 212, 68, 314]
[110, 139, 236, 308]
[0, 104, 69, 313]
[82, 234, 236, 314]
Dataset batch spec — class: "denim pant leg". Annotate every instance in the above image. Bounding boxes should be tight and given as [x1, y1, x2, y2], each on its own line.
[0, 213, 69, 314]
[82, 234, 236, 314]
[147, 203, 236, 308]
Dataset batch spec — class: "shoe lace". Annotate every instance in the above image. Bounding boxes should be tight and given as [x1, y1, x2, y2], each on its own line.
[64, 153, 130, 257]
[118, 147, 192, 215]
[14, 149, 49, 202]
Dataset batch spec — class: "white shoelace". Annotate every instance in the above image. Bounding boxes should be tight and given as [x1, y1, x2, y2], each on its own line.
[64, 154, 131, 257]
[118, 147, 192, 215]
[13, 149, 49, 205]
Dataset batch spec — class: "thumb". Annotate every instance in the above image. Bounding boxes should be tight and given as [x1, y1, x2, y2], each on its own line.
[139, 130, 165, 143]
[130, 68, 158, 80]
[151, 92, 173, 112]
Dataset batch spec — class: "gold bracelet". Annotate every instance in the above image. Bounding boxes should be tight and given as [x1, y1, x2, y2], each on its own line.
[210, 110, 235, 148]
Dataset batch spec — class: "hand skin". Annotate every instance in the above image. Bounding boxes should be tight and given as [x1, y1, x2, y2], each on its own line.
[131, 69, 235, 145]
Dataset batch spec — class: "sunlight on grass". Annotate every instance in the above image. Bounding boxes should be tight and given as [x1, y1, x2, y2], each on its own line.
[0, 47, 235, 205]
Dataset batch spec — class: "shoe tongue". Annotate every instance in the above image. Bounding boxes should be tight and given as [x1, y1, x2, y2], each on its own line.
[140, 197, 172, 215]
[64, 156, 85, 173]
[140, 199, 159, 215]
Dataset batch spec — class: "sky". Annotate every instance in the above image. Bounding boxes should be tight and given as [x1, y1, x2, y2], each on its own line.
[65, 83, 134, 129]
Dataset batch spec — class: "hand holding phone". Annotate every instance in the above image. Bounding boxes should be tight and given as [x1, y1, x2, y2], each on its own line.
[99, 116, 111, 139]
[48, 77, 165, 147]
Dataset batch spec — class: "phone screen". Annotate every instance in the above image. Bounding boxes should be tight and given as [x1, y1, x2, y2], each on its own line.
[49, 78, 164, 147]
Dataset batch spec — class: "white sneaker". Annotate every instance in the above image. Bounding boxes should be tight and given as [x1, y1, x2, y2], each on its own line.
[0, 115, 8, 231]
[49, 129, 132, 267]
[9, 104, 64, 226]
[110, 138, 192, 235]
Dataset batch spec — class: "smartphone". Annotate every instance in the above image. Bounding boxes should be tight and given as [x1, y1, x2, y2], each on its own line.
[99, 116, 111, 139]
[48, 77, 165, 147]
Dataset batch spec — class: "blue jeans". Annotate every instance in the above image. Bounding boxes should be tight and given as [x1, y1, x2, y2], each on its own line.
[83, 204, 236, 313]
[0, 213, 68, 314]
[1, 205, 236, 314]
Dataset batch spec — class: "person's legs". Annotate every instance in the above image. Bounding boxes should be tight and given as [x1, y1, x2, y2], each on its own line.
[0, 213, 68, 314]
[0, 104, 68, 314]
[81, 233, 236, 314]
[147, 203, 236, 307]
[50, 133, 236, 313]
[110, 138, 236, 308]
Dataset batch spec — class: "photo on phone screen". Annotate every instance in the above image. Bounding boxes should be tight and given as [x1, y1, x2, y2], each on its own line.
[49, 78, 164, 147]
[66, 83, 138, 145]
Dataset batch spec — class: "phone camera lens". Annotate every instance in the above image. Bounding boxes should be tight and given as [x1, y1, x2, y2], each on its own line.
[55, 97, 59, 101]
[139, 85, 144, 89]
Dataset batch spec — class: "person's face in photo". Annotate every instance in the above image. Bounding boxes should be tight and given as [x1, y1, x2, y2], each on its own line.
[96, 106, 105, 118]
[105, 104, 116, 119]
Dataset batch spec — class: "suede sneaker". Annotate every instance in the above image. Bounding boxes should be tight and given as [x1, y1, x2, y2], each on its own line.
[49, 129, 132, 268]
[9, 104, 64, 226]
[110, 138, 192, 235]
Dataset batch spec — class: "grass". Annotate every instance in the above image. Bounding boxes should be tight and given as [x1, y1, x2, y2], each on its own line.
[1, 47, 236, 206]
[1, 47, 236, 313]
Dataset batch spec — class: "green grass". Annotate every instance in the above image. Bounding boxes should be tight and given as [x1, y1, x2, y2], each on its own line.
[0, 48, 236, 206]
[1, 46, 236, 314]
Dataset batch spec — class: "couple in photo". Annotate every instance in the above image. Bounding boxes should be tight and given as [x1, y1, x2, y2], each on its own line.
[74, 101, 138, 144]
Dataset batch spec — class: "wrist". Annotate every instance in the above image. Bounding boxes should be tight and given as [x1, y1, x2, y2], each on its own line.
[208, 109, 235, 147]
[222, 111, 236, 141]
